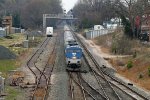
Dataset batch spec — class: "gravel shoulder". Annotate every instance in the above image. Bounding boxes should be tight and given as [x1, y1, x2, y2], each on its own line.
[48, 30, 70, 100]
[77, 33, 150, 99]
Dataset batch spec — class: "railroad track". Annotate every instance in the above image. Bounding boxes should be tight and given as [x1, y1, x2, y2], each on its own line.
[26, 36, 57, 100]
[81, 40, 148, 100]
[27, 37, 50, 81]
[83, 54, 121, 100]
[69, 72, 86, 100]
[69, 72, 107, 100]
[70, 27, 149, 100]
[101, 67, 148, 100]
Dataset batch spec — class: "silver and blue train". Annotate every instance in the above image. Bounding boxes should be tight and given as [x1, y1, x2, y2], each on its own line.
[64, 25, 83, 70]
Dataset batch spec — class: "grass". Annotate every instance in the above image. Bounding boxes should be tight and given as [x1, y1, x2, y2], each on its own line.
[0, 33, 39, 99]
[9, 47, 28, 56]
[94, 32, 113, 48]
[5, 86, 22, 100]
[0, 38, 4, 41]
[92, 29, 150, 90]
[0, 60, 16, 78]
[0, 33, 26, 47]
[28, 36, 44, 47]
[108, 49, 150, 90]
[0, 33, 39, 55]
[0, 33, 43, 49]
[127, 60, 133, 69]
[0, 60, 21, 100]
[0, 33, 26, 55]
[0, 33, 42, 74]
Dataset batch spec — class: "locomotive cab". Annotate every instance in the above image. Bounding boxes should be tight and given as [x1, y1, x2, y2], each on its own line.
[65, 46, 82, 68]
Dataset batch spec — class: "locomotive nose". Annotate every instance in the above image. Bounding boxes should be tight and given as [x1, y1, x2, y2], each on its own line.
[72, 56, 76, 59]
[77, 61, 80, 64]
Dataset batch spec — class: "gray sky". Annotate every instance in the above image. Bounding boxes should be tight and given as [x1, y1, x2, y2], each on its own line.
[62, 0, 78, 12]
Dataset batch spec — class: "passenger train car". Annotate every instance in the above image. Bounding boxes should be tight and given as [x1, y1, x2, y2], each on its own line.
[64, 25, 83, 71]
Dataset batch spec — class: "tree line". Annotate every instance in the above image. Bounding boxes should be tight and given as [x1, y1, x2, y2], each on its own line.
[73, 0, 150, 38]
[0, 0, 63, 29]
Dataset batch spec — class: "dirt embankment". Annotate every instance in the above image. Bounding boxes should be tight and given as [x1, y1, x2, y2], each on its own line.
[91, 31, 150, 91]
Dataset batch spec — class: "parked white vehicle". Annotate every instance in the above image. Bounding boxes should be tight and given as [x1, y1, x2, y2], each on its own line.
[46, 27, 53, 37]
[94, 25, 104, 30]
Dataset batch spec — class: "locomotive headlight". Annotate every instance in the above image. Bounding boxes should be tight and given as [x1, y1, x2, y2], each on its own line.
[72, 56, 76, 59]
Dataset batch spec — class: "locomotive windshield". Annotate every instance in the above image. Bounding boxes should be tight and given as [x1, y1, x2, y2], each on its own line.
[66, 49, 81, 53]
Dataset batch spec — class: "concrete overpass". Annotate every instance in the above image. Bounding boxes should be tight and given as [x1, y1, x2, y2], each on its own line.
[43, 14, 78, 29]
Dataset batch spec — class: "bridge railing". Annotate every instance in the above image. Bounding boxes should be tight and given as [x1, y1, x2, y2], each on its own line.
[43, 14, 73, 19]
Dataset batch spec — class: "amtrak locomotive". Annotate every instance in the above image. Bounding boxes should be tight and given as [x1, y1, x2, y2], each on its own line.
[64, 25, 82, 70]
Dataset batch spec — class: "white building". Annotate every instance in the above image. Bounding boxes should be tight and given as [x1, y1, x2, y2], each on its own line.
[103, 17, 122, 29]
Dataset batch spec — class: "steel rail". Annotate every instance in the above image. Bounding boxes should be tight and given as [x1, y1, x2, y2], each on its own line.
[69, 72, 94, 100]
[43, 36, 58, 100]
[26, 36, 57, 100]
[36, 40, 56, 88]
[69, 74, 75, 100]
[27, 37, 50, 81]
[26, 37, 51, 100]
[76, 72, 88, 100]
[78, 72, 108, 100]
[83, 44, 147, 100]
[68, 26, 120, 100]
[33, 36, 57, 100]
[76, 36, 120, 100]
[71, 27, 149, 100]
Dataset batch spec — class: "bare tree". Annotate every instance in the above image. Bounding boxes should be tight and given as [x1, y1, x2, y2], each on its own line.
[0, 0, 63, 29]
[113, 0, 150, 38]
[21, 0, 62, 29]
[73, 0, 116, 28]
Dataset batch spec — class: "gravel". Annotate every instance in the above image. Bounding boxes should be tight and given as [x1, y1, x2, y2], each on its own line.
[35, 38, 55, 71]
[77, 33, 150, 99]
[48, 30, 70, 100]
[0, 45, 16, 59]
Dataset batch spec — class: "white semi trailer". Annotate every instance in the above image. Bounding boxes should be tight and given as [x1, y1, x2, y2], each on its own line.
[46, 27, 53, 37]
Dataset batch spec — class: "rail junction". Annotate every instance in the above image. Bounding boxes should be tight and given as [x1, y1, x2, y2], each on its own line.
[26, 34, 58, 99]
[16, 24, 150, 100]
[73, 27, 149, 100]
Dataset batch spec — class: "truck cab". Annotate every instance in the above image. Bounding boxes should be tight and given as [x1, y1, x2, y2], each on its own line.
[46, 27, 53, 37]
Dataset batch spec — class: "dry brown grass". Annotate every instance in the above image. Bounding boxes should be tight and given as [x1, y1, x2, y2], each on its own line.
[0, 33, 25, 47]
[48, 53, 56, 64]
[108, 47, 150, 90]
[94, 31, 147, 55]
[93, 31, 150, 91]
[34, 88, 46, 98]
[79, 31, 86, 38]
[108, 54, 150, 90]
[100, 46, 110, 54]
[93, 32, 113, 48]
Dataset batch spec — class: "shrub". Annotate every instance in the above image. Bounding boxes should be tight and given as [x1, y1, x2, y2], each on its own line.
[80, 18, 94, 29]
[111, 45, 117, 54]
[127, 60, 133, 69]
[111, 35, 133, 55]
[116, 59, 125, 66]
[148, 67, 150, 76]
[4, 36, 13, 39]
[120, 15, 133, 38]
[139, 74, 143, 79]
[133, 51, 137, 58]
